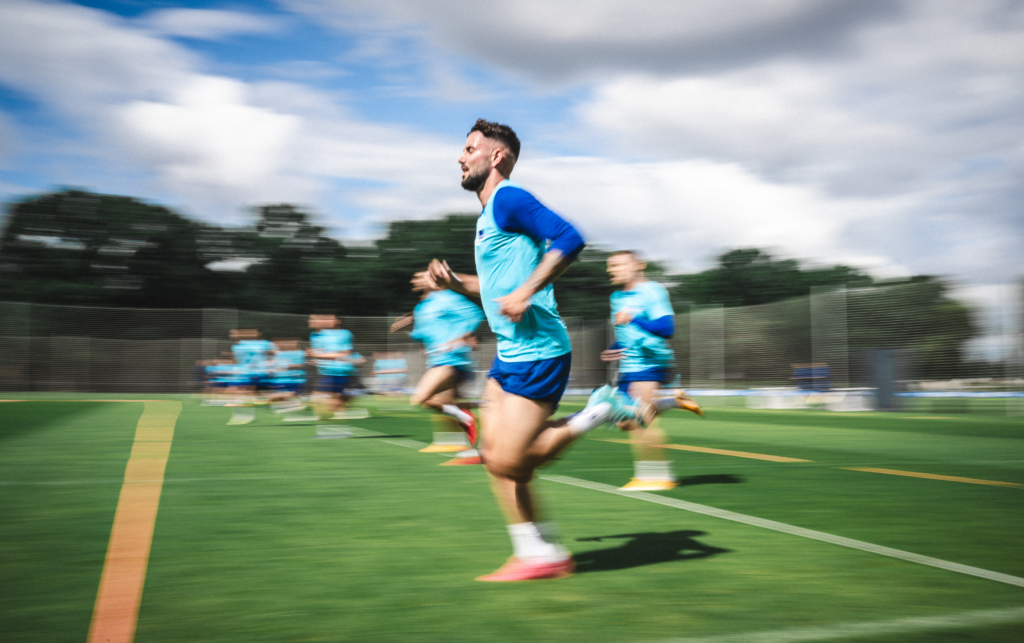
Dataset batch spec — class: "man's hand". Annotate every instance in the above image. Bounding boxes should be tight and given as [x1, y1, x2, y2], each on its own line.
[425, 259, 480, 296]
[494, 287, 532, 322]
[390, 313, 413, 333]
[600, 348, 625, 362]
[426, 259, 457, 290]
[614, 308, 636, 326]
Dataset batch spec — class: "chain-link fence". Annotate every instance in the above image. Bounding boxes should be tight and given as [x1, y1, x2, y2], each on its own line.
[1, 280, 1019, 396]
[0, 302, 610, 394]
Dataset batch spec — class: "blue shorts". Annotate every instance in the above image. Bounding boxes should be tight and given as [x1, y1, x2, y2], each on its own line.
[617, 368, 671, 395]
[223, 375, 258, 388]
[489, 353, 571, 405]
[318, 375, 352, 394]
[267, 381, 304, 393]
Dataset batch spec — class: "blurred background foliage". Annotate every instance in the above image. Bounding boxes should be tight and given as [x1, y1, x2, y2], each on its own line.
[0, 189, 978, 375]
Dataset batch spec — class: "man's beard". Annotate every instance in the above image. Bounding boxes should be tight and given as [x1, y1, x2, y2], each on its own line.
[461, 166, 487, 192]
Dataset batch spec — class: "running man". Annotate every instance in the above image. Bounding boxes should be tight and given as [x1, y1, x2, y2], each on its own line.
[603, 250, 704, 491]
[426, 119, 647, 581]
[391, 271, 486, 454]
[226, 329, 276, 425]
[308, 314, 366, 421]
[266, 339, 309, 415]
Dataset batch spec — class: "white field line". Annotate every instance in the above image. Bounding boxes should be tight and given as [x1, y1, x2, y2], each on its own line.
[639, 606, 1024, 643]
[541, 474, 1024, 589]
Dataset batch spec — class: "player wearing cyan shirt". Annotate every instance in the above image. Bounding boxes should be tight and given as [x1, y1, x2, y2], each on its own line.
[602, 251, 705, 491]
[427, 119, 649, 582]
[392, 274, 487, 457]
[224, 329, 275, 425]
[307, 314, 365, 423]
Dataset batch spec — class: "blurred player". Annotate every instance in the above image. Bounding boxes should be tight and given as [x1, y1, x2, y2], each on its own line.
[266, 339, 310, 416]
[226, 329, 276, 425]
[371, 351, 408, 395]
[426, 119, 649, 581]
[308, 314, 366, 422]
[603, 250, 704, 491]
[391, 271, 485, 455]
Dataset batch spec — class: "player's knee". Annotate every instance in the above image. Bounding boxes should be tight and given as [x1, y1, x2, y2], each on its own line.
[483, 454, 533, 483]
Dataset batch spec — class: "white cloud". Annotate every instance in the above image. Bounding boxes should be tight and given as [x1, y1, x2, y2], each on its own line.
[510, 155, 910, 276]
[285, 0, 899, 79]
[139, 8, 284, 40]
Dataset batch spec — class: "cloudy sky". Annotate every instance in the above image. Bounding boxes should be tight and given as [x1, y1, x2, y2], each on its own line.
[0, 0, 1021, 353]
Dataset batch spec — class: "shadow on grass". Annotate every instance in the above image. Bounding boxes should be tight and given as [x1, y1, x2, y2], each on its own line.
[573, 530, 730, 574]
[675, 474, 744, 487]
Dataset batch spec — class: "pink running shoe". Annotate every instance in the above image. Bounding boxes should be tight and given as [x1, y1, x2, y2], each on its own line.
[460, 410, 478, 445]
[476, 556, 575, 582]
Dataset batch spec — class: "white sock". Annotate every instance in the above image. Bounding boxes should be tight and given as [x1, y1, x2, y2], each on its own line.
[507, 522, 568, 563]
[653, 397, 678, 413]
[440, 404, 473, 424]
[566, 402, 612, 436]
[634, 460, 673, 481]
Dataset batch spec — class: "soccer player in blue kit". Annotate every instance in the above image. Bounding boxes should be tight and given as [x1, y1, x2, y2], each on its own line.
[391, 270, 486, 454]
[603, 250, 705, 491]
[427, 119, 649, 581]
[308, 314, 365, 422]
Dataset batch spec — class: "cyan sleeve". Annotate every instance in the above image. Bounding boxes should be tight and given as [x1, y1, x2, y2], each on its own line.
[492, 187, 585, 260]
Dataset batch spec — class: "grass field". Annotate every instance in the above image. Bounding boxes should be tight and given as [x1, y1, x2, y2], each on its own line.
[1, 393, 1022, 643]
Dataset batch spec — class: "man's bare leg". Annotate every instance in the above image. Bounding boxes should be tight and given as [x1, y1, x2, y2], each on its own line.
[477, 379, 635, 580]
[621, 381, 676, 490]
[413, 366, 476, 452]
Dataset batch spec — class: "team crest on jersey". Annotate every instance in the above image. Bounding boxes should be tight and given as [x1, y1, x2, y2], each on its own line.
[475, 229, 485, 246]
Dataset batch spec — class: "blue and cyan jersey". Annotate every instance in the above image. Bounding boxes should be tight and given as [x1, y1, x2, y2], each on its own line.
[611, 281, 675, 373]
[475, 181, 584, 362]
[231, 339, 276, 376]
[310, 329, 357, 376]
[410, 290, 485, 369]
[269, 349, 307, 384]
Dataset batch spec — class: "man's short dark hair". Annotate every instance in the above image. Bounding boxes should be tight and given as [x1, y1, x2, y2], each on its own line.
[469, 119, 520, 161]
[609, 250, 644, 262]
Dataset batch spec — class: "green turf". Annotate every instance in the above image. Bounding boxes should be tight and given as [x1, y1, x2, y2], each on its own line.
[1, 395, 1022, 642]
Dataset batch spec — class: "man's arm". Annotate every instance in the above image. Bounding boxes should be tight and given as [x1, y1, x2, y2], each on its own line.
[494, 249, 574, 322]
[426, 259, 481, 297]
[490, 187, 586, 322]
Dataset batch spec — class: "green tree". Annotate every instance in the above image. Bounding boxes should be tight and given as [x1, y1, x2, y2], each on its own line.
[0, 190, 211, 308]
[673, 248, 874, 307]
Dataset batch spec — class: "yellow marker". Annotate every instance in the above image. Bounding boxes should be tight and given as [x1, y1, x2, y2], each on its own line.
[843, 467, 1024, 489]
[87, 400, 181, 643]
[599, 439, 811, 463]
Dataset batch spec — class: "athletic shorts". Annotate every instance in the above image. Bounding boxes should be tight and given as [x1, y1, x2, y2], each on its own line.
[617, 367, 671, 395]
[223, 375, 258, 388]
[488, 352, 571, 405]
[426, 364, 475, 385]
[267, 381, 304, 393]
[317, 374, 351, 394]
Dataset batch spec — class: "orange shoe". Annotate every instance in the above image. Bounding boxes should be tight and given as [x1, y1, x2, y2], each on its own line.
[476, 556, 575, 582]
[675, 391, 705, 418]
[620, 478, 678, 491]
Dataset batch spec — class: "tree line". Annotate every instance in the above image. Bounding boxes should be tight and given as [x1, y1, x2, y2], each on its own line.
[0, 189, 980, 377]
